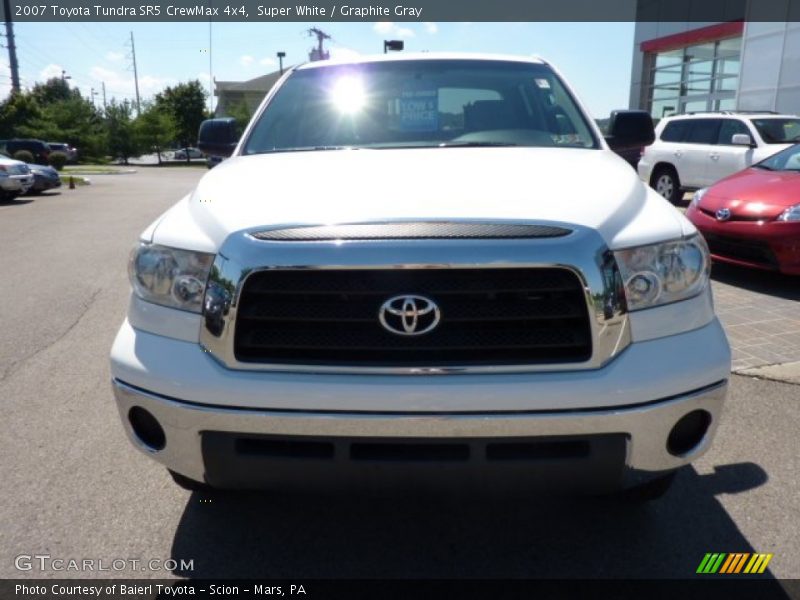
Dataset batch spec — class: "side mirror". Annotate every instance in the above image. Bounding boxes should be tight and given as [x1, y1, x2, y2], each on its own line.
[731, 133, 754, 147]
[198, 118, 238, 158]
[605, 110, 655, 150]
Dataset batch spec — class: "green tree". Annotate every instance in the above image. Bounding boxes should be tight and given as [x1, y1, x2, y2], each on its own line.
[0, 92, 43, 139]
[105, 100, 140, 164]
[223, 99, 253, 137]
[133, 104, 176, 165]
[154, 80, 208, 162]
[30, 77, 75, 105]
[17, 90, 107, 161]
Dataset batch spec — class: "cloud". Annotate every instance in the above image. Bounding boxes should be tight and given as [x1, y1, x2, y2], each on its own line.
[239, 55, 255, 67]
[423, 22, 438, 34]
[329, 47, 361, 61]
[372, 22, 415, 38]
[197, 72, 211, 84]
[89, 65, 174, 98]
[259, 57, 276, 67]
[105, 51, 124, 62]
[39, 64, 65, 80]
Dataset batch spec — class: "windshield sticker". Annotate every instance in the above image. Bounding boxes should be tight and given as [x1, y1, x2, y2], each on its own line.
[535, 78, 551, 89]
[398, 88, 439, 131]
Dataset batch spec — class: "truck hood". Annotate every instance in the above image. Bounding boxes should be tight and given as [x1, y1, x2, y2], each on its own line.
[151, 147, 687, 251]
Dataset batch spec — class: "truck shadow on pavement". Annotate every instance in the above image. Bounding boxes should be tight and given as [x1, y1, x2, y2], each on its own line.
[169, 461, 787, 584]
[711, 263, 800, 302]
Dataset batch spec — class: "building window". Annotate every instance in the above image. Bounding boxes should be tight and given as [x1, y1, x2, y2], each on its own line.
[646, 36, 741, 119]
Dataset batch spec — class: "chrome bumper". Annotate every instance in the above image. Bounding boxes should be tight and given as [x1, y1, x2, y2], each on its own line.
[113, 378, 727, 488]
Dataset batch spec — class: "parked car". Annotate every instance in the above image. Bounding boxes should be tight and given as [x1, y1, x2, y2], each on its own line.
[0, 138, 51, 165]
[24, 163, 62, 194]
[173, 147, 204, 160]
[638, 112, 800, 203]
[0, 155, 34, 200]
[112, 53, 730, 500]
[686, 143, 800, 275]
[47, 142, 78, 163]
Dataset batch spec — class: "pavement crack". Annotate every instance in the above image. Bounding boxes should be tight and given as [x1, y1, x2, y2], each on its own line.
[0, 288, 102, 383]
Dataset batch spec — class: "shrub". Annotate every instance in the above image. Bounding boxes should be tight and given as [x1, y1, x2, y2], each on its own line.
[48, 151, 68, 171]
[13, 150, 34, 163]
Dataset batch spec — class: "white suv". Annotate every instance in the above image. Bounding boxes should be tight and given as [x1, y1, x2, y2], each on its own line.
[639, 112, 800, 203]
[111, 54, 730, 500]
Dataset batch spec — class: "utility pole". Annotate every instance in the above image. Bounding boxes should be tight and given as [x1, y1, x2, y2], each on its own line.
[3, 0, 21, 93]
[208, 20, 213, 113]
[102, 81, 107, 111]
[128, 31, 141, 114]
[307, 27, 330, 62]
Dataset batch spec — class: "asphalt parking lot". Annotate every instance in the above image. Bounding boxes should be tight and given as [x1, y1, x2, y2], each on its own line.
[0, 170, 798, 586]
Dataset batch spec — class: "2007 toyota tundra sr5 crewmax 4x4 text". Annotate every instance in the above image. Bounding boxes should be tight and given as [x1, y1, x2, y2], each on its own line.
[110, 54, 731, 501]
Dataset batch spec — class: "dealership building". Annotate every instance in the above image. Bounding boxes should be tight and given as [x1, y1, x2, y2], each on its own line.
[629, 6, 800, 118]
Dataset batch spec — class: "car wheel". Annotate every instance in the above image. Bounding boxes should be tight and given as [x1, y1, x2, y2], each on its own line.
[168, 469, 215, 492]
[0, 191, 20, 201]
[652, 167, 682, 204]
[620, 472, 677, 503]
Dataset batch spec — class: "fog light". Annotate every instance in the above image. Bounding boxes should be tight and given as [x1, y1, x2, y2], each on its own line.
[667, 410, 711, 456]
[128, 406, 166, 451]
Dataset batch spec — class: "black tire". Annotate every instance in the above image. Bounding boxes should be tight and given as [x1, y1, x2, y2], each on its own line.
[651, 167, 682, 205]
[620, 472, 677, 503]
[0, 191, 20, 202]
[168, 469, 215, 492]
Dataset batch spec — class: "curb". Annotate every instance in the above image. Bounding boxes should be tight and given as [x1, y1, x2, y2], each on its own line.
[738, 361, 800, 386]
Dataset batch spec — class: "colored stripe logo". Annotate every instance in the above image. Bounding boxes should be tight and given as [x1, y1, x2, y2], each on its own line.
[697, 553, 773, 574]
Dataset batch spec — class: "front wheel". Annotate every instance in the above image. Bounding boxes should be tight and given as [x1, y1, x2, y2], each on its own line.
[0, 191, 20, 202]
[652, 168, 682, 205]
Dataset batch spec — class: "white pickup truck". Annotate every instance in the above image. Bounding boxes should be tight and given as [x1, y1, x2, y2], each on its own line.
[110, 53, 730, 500]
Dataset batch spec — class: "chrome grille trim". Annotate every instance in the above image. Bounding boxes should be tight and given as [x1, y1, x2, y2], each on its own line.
[200, 220, 630, 375]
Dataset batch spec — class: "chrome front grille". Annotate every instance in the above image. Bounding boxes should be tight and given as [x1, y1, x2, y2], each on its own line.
[199, 222, 630, 374]
[233, 268, 592, 367]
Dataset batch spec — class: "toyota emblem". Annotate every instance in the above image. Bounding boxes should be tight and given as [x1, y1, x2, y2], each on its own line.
[716, 208, 732, 221]
[379, 295, 441, 336]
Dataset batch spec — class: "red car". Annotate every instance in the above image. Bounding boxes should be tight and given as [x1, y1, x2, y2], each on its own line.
[686, 143, 800, 275]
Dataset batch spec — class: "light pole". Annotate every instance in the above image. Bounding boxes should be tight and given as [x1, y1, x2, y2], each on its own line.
[277, 51, 286, 75]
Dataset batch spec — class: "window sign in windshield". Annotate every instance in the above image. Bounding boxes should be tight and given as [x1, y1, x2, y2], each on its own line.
[398, 87, 439, 132]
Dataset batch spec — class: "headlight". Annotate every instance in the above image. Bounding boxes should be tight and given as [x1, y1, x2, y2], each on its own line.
[778, 203, 800, 222]
[128, 243, 215, 313]
[614, 236, 710, 311]
[690, 187, 707, 208]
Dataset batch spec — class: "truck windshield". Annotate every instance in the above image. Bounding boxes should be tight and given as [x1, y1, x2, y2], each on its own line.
[243, 59, 599, 154]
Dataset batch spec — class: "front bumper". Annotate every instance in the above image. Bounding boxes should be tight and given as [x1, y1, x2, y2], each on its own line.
[687, 206, 800, 275]
[0, 174, 34, 192]
[112, 375, 728, 491]
[29, 173, 62, 192]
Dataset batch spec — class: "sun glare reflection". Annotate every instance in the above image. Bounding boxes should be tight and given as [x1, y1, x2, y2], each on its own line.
[330, 76, 366, 113]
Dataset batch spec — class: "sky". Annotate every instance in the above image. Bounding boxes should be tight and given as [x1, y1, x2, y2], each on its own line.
[2, 22, 635, 118]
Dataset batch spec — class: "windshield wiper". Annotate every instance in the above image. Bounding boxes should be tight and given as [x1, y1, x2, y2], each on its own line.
[753, 164, 775, 170]
[251, 146, 351, 155]
[437, 141, 520, 148]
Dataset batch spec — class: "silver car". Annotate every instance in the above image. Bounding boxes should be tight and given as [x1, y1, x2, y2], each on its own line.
[0, 156, 34, 200]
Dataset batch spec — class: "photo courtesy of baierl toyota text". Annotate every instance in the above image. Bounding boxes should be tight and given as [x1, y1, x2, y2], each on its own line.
[2, 1, 800, 599]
